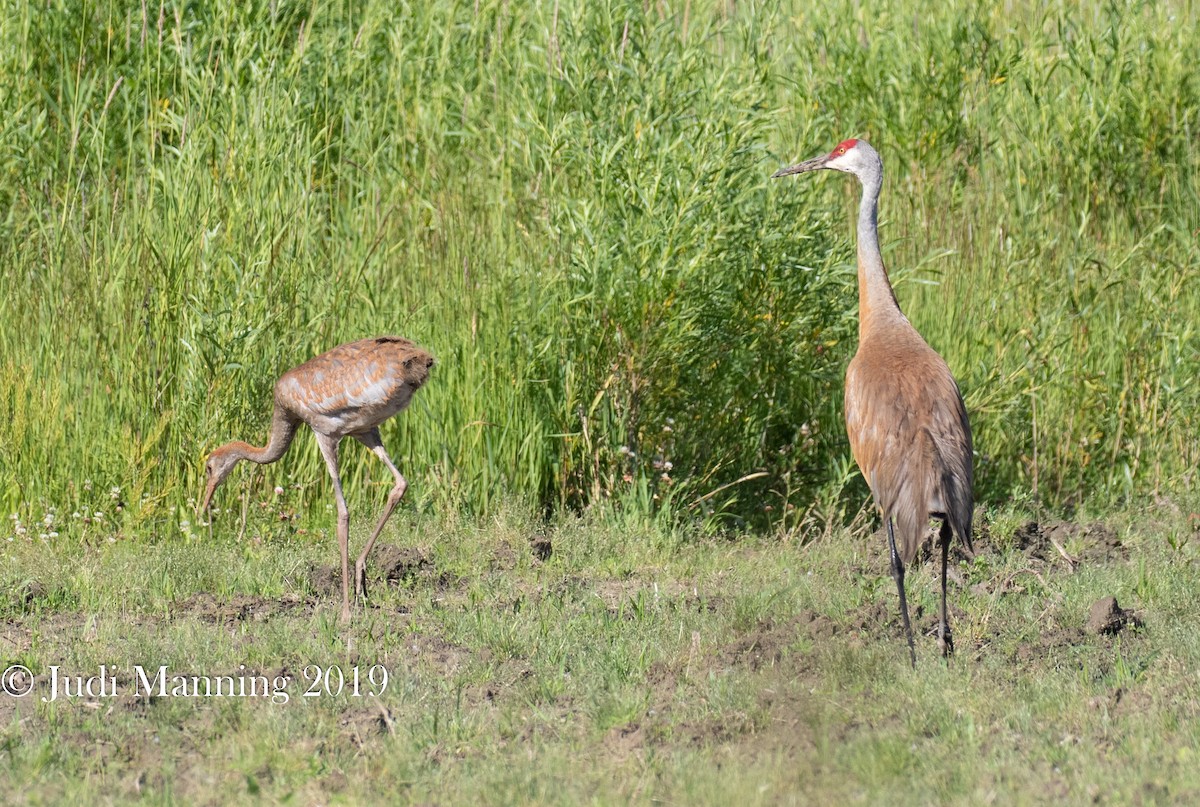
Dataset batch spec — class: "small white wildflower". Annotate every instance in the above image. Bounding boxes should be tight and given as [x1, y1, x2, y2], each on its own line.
[180, 520, 191, 529]
[48, 531, 58, 539]
[72, 511, 81, 518]
[84, 479, 93, 492]
[274, 486, 284, 495]
[110, 486, 121, 500]
[39, 533, 48, 540]
[663, 461, 673, 471]
[93, 512, 104, 521]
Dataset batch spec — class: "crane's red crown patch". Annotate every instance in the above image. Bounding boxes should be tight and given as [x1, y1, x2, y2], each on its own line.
[832, 138, 858, 157]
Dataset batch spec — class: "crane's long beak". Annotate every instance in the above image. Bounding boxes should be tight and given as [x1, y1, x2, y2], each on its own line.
[772, 154, 829, 177]
[198, 477, 217, 517]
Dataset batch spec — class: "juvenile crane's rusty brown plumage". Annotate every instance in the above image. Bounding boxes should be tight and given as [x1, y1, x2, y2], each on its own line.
[200, 336, 435, 622]
[774, 139, 973, 664]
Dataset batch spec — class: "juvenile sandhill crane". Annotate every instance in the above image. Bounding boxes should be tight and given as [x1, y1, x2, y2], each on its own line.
[200, 336, 435, 622]
[773, 139, 973, 665]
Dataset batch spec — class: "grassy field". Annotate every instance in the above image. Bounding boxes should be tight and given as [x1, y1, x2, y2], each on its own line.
[3, 0, 1200, 802]
[3, 501, 1200, 804]
[1, 0, 1198, 526]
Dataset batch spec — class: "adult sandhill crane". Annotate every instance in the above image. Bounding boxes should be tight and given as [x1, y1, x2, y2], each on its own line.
[200, 336, 435, 622]
[773, 139, 973, 665]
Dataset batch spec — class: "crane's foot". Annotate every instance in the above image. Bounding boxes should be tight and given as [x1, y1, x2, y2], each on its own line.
[355, 560, 369, 600]
[938, 627, 955, 657]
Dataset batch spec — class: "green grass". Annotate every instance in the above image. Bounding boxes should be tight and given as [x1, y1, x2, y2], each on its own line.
[3, 502, 1200, 804]
[1, 0, 1198, 531]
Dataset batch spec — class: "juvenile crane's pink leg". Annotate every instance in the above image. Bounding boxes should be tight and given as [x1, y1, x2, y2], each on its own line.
[886, 517, 917, 668]
[352, 428, 409, 600]
[316, 433, 352, 623]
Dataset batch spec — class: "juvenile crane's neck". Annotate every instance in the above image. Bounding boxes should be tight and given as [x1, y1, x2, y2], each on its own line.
[855, 163, 904, 340]
[227, 406, 299, 465]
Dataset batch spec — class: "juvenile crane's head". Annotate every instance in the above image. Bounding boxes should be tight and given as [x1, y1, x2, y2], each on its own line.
[199, 444, 245, 515]
[772, 138, 882, 182]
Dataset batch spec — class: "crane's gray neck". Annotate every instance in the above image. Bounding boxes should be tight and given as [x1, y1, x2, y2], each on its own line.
[855, 160, 903, 335]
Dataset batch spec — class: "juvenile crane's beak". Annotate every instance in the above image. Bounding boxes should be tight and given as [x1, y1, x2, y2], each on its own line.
[772, 154, 829, 177]
[199, 475, 218, 517]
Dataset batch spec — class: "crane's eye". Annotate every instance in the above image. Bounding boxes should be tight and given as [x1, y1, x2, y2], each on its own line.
[837, 147, 845, 154]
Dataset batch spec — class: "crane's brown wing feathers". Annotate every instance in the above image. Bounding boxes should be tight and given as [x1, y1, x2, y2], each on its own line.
[845, 337, 973, 564]
[273, 337, 435, 434]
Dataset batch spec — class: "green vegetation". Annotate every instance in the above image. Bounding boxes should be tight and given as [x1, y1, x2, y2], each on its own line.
[2, 504, 1199, 803]
[1, 0, 1197, 532]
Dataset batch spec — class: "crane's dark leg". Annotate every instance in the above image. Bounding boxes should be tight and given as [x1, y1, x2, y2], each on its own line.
[937, 519, 954, 657]
[316, 434, 352, 623]
[887, 517, 917, 667]
[352, 429, 409, 601]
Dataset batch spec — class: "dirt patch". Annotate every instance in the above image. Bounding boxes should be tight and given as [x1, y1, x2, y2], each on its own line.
[1085, 596, 1143, 636]
[173, 592, 311, 625]
[1012, 625, 1087, 664]
[403, 631, 479, 677]
[603, 722, 646, 762]
[845, 600, 904, 638]
[490, 542, 518, 572]
[721, 617, 802, 671]
[795, 608, 838, 641]
[0, 620, 30, 655]
[669, 712, 758, 747]
[1092, 686, 1155, 718]
[309, 544, 460, 596]
[1012, 520, 1125, 567]
[340, 702, 395, 747]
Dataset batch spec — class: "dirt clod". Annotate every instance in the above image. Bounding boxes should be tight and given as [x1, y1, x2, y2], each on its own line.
[530, 534, 553, 562]
[373, 545, 432, 583]
[18, 580, 46, 606]
[308, 564, 342, 597]
[1086, 596, 1141, 635]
